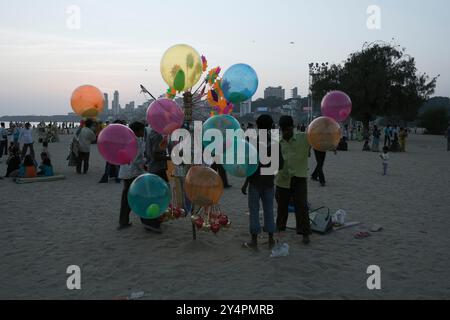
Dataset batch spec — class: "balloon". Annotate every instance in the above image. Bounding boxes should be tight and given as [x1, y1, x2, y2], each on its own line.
[71, 85, 104, 118]
[321, 91, 352, 122]
[222, 139, 259, 178]
[146, 99, 184, 135]
[307, 117, 342, 152]
[185, 166, 224, 207]
[221, 64, 258, 104]
[202, 115, 241, 149]
[160, 44, 203, 92]
[128, 174, 171, 219]
[97, 124, 138, 165]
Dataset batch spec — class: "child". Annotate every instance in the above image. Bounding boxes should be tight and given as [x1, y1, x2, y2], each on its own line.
[5, 146, 21, 177]
[37, 152, 54, 177]
[19, 154, 38, 178]
[380, 146, 389, 176]
[42, 141, 51, 159]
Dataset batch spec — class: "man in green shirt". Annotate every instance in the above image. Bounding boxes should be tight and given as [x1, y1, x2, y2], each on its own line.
[275, 116, 312, 244]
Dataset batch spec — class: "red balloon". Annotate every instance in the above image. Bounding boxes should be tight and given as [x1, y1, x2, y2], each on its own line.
[97, 124, 138, 165]
[321, 91, 352, 122]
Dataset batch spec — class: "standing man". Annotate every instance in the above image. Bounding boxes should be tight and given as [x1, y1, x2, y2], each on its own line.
[384, 125, 391, 147]
[275, 116, 312, 245]
[0, 122, 8, 162]
[76, 119, 97, 174]
[311, 149, 327, 187]
[19, 122, 35, 159]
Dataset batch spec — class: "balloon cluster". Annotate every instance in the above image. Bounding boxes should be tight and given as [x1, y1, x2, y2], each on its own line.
[159, 204, 186, 222]
[191, 206, 231, 234]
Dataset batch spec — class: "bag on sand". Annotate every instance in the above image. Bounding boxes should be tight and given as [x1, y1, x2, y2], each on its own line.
[309, 207, 333, 234]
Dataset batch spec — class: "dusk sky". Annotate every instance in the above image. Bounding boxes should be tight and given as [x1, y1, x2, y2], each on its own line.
[0, 0, 449, 115]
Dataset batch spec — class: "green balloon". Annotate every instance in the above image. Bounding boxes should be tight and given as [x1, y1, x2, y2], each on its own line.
[146, 204, 161, 219]
[174, 69, 186, 91]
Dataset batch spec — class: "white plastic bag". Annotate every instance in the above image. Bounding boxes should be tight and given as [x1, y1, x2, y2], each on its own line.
[332, 209, 346, 226]
[270, 243, 290, 258]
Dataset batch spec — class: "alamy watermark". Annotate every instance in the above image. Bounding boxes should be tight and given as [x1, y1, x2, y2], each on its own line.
[366, 265, 381, 290]
[66, 5, 81, 30]
[367, 5, 381, 30]
[66, 265, 81, 290]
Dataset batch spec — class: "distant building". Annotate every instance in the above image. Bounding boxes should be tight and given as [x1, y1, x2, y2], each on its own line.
[264, 86, 285, 100]
[240, 100, 252, 116]
[291, 87, 299, 99]
[103, 93, 109, 111]
[112, 91, 120, 116]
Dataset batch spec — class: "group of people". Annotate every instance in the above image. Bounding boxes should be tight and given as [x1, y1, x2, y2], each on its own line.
[1, 122, 54, 179]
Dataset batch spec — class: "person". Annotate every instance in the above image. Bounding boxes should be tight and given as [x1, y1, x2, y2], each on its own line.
[446, 123, 450, 151]
[390, 126, 401, 152]
[275, 116, 312, 245]
[144, 127, 171, 233]
[0, 122, 8, 162]
[380, 146, 389, 176]
[211, 162, 232, 188]
[99, 120, 122, 183]
[300, 123, 306, 133]
[5, 145, 21, 178]
[76, 119, 97, 174]
[42, 141, 51, 159]
[399, 127, 408, 152]
[118, 122, 147, 230]
[311, 149, 327, 186]
[384, 126, 391, 147]
[19, 122, 35, 159]
[19, 154, 38, 178]
[372, 125, 381, 152]
[37, 152, 54, 177]
[241, 115, 277, 249]
[12, 124, 21, 149]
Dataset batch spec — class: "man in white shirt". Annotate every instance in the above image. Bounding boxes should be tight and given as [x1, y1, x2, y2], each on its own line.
[76, 119, 97, 174]
[19, 122, 35, 159]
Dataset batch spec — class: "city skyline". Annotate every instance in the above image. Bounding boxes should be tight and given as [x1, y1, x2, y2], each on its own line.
[1, 0, 449, 116]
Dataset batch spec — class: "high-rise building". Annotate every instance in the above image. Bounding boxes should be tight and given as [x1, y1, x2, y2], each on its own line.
[103, 93, 109, 112]
[240, 100, 252, 116]
[112, 91, 120, 116]
[291, 87, 299, 99]
[264, 86, 285, 100]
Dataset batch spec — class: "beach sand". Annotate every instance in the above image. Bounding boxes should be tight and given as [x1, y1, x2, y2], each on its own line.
[0, 133, 449, 300]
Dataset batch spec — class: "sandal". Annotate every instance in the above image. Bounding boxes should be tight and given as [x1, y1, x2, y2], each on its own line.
[354, 232, 371, 239]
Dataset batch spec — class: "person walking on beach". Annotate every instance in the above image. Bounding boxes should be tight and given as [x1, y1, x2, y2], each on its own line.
[118, 122, 146, 230]
[76, 119, 96, 174]
[241, 115, 277, 249]
[372, 125, 381, 152]
[275, 116, 312, 245]
[311, 149, 327, 187]
[0, 122, 8, 162]
[399, 127, 408, 152]
[144, 128, 171, 233]
[380, 146, 389, 176]
[19, 122, 35, 160]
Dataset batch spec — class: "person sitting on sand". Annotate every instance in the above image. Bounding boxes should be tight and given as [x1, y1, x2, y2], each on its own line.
[275, 116, 312, 245]
[5, 145, 21, 178]
[37, 152, 54, 177]
[18, 154, 38, 178]
[241, 115, 278, 249]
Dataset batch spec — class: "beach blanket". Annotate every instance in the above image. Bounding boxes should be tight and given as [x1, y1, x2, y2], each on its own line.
[15, 175, 66, 184]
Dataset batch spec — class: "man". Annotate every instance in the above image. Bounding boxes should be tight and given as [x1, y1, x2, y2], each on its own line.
[384, 125, 391, 147]
[311, 149, 326, 187]
[76, 119, 97, 174]
[19, 122, 35, 159]
[275, 116, 312, 245]
[144, 128, 171, 233]
[0, 122, 8, 162]
[118, 122, 146, 230]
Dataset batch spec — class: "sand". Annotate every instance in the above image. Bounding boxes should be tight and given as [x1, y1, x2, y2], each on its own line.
[0, 132, 449, 300]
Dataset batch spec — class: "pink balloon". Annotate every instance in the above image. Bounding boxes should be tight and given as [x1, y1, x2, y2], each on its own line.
[321, 91, 352, 122]
[97, 124, 138, 165]
[146, 99, 184, 135]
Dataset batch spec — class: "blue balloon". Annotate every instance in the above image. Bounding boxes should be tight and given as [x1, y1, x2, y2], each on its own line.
[202, 115, 241, 149]
[222, 139, 259, 178]
[221, 64, 259, 104]
[128, 173, 171, 219]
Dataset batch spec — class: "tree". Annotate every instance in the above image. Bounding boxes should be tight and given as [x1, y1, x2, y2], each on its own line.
[310, 41, 438, 131]
[419, 108, 449, 135]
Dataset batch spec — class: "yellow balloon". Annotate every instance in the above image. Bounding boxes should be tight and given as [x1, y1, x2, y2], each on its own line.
[160, 44, 203, 92]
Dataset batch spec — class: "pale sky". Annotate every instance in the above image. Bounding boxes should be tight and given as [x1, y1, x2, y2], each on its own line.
[0, 0, 449, 115]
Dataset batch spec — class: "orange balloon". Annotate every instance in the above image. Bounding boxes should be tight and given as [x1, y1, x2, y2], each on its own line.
[185, 166, 224, 207]
[71, 85, 104, 118]
[307, 116, 342, 152]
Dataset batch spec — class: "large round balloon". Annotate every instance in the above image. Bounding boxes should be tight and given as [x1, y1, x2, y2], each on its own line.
[147, 99, 184, 135]
[202, 115, 241, 149]
[222, 139, 259, 178]
[307, 117, 342, 152]
[160, 44, 203, 92]
[128, 174, 171, 219]
[71, 85, 104, 118]
[97, 124, 138, 165]
[221, 64, 258, 104]
[185, 166, 224, 207]
[321, 91, 352, 122]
